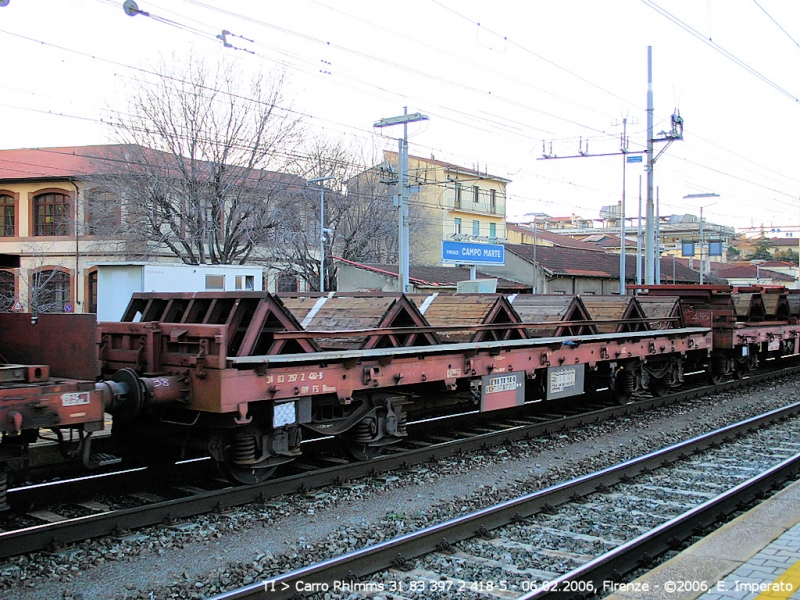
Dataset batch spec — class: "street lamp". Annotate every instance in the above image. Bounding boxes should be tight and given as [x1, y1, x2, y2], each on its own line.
[750, 259, 766, 284]
[523, 212, 548, 294]
[374, 108, 429, 293]
[683, 193, 719, 284]
[307, 175, 336, 292]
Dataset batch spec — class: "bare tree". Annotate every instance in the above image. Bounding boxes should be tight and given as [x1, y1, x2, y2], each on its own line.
[105, 53, 303, 264]
[270, 137, 401, 291]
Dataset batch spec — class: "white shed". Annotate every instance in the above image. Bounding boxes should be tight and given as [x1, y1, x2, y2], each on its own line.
[95, 263, 263, 321]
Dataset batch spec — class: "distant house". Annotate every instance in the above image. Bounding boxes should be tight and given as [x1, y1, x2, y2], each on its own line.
[0, 144, 314, 313]
[481, 244, 702, 295]
[506, 224, 606, 252]
[368, 152, 510, 266]
[712, 262, 797, 289]
[0, 145, 155, 314]
[335, 257, 529, 294]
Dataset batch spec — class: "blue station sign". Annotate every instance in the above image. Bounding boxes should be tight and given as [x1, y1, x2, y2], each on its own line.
[441, 241, 505, 265]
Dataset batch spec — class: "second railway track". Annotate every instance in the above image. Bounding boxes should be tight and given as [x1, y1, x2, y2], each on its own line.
[212, 398, 800, 600]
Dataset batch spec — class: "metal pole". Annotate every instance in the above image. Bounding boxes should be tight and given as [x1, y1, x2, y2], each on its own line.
[319, 186, 325, 292]
[645, 46, 655, 284]
[637, 176, 643, 285]
[373, 109, 428, 294]
[699, 206, 705, 285]
[399, 109, 410, 294]
[397, 138, 406, 293]
[655, 186, 661, 284]
[533, 217, 537, 294]
[620, 118, 627, 295]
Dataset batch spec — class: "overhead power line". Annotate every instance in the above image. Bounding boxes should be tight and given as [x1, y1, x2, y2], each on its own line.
[641, 0, 800, 104]
[752, 0, 800, 49]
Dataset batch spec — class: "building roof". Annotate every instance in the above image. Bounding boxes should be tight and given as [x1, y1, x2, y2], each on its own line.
[505, 243, 702, 283]
[0, 144, 303, 189]
[507, 224, 606, 252]
[769, 238, 800, 247]
[0, 145, 150, 180]
[713, 265, 795, 282]
[383, 151, 512, 183]
[581, 234, 637, 249]
[334, 257, 529, 290]
[712, 260, 796, 271]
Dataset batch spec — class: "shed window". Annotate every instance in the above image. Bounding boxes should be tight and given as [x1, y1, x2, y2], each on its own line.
[205, 275, 224, 290]
[235, 275, 255, 290]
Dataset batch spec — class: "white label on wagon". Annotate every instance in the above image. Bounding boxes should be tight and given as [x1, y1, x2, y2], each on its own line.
[61, 392, 91, 407]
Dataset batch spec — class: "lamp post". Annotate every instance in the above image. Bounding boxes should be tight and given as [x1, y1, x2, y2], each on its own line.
[533, 217, 537, 294]
[307, 175, 336, 292]
[524, 212, 548, 294]
[683, 193, 719, 285]
[750, 259, 766, 284]
[374, 108, 429, 293]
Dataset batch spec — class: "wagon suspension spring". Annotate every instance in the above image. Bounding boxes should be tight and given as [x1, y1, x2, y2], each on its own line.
[396, 411, 408, 436]
[619, 370, 636, 393]
[711, 354, 728, 378]
[231, 433, 257, 465]
[0, 469, 8, 511]
[351, 419, 376, 443]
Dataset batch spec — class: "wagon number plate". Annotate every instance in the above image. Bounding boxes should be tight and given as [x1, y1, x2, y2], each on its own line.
[61, 392, 91, 407]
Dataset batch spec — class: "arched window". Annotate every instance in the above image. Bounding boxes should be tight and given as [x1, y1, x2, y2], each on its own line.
[34, 192, 70, 236]
[30, 269, 70, 313]
[0, 195, 15, 237]
[86, 188, 121, 235]
[0, 271, 15, 312]
[277, 273, 298, 292]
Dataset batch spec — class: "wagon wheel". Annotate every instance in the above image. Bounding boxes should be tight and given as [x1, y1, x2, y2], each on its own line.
[341, 439, 382, 461]
[648, 377, 671, 398]
[733, 356, 751, 380]
[613, 389, 633, 405]
[705, 367, 723, 385]
[217, 460, 277, 485]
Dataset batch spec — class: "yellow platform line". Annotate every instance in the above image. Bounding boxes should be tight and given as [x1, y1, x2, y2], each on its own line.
[754, 557, 800, 599]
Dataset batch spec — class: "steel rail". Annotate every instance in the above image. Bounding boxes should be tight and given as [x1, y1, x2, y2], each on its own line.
[1, 363, 797, 560]
[209, 402, 800, 600]
[522, 453, 800, 599]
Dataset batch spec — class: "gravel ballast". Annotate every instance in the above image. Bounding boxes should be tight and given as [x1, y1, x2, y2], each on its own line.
[1, 376, 799, 600]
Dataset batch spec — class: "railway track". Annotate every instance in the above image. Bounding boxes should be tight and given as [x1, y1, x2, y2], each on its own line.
[210, 400, 800, 600]
[0, 362, 797, 562]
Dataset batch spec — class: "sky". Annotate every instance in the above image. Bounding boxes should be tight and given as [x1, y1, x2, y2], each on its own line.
[1, 0, 800, 232]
